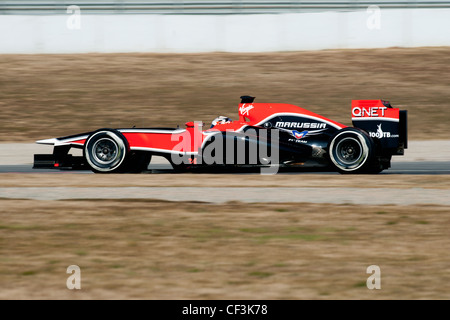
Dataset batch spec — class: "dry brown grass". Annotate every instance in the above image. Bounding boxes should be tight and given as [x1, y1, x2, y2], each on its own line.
[0, 199, 449, 299]
[1, 47, 449, 142]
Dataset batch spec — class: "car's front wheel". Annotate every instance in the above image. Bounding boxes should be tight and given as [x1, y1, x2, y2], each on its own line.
[84, 129, 129, 173]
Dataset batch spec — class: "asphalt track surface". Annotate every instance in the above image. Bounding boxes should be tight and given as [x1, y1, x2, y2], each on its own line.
[1, 161, 449, 205]
[1, 161, 449, 175]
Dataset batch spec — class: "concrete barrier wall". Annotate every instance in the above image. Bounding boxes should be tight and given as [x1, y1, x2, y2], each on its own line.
[0, 9, 449, 53]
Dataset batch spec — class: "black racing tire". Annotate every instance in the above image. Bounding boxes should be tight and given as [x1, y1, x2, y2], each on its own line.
[328, 128, 375, 174]
[84, 129, 129, 173]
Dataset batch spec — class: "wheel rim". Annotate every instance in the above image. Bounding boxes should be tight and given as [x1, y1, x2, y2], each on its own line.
[335, 137, 363, 166]
[85, 131, 127, 172]
[330, 132, 370, 172]
[93, 138, 118, 165]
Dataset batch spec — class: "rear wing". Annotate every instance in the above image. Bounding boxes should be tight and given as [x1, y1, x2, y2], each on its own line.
[352, 100, 407, 155]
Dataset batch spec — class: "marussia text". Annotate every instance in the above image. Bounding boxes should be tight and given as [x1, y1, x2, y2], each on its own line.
[182, 304, 268, 317]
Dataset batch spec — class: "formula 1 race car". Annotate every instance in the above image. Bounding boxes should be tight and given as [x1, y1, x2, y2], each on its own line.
[34, 96, 407, 174]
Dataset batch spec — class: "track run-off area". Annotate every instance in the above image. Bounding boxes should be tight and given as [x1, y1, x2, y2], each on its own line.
[0, 141, 449, 205]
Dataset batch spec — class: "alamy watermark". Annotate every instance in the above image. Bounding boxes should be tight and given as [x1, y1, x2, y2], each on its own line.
[67, 5, 81, 30]
[66, 265, 81, 290]
[169, 122, 280, 175]
[366, 265, 381, 290]
[366, 5, 381, 30]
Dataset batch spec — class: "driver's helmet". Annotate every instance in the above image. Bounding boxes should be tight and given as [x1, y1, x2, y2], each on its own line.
[211, 116, 232, 128]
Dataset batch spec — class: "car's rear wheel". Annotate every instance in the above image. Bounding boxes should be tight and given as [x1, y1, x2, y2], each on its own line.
[329, 128, 374, 174]
[84, 129, 129, 173]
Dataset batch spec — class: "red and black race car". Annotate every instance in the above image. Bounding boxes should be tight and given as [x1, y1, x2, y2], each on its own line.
[34, 96, 407, 174]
